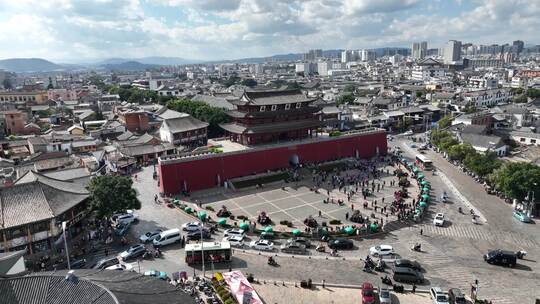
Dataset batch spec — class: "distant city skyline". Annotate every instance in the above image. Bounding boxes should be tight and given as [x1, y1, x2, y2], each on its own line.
[0, 0, 539, 62]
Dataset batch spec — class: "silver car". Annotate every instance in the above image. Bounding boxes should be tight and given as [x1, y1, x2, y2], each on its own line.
[280, 242, 307, 254]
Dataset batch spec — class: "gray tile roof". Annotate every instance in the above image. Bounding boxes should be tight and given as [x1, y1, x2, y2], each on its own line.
[191, 94, 236, 110]
[237, 89, 314, 106]
[157, 109, 186, 120]
[162, 115, 208, 133]
[460, 133, 505, 149]
[2, 172, 89, 229]
[119, 143, 175, 157]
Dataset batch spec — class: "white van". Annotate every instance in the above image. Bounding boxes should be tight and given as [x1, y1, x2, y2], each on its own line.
[152, 228, 181, 247]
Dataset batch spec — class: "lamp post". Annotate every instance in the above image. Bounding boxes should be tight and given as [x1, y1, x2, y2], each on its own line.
[61, 221, 71, 270]
[200, 221, 205, 278]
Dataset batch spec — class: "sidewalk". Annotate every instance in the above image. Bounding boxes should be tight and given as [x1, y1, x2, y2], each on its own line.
[255, 283, 431, 304]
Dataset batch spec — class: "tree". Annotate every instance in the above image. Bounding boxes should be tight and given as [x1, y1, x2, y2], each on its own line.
[437, 115, 453, 129]
[241, 78, 257, 87]
[167, 99, 230, 137]
[223, 76, 240, 87]
[448, 144, 475, 161]
[510, 87, 524, 95]
[490, 162, 540, 201]
[344, 84, 356, 93]
[463, 152, 501, 177]
[526, 88, 540, 99]
[2, 78, 13, 89]
[513, 94, 528, 103]
[88, 176, 140, 219]
[336, 94, 355, 105]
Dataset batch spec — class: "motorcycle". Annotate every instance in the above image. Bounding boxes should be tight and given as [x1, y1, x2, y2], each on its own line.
[362, 264, 373, 273]
[411, 243, 422, 252]
[315, 244, 326, 252]
[458, 207, 463, 214]
[374, 260, 385, 272]
[267, 257, 278, 267]
[517, 250, 527, 259]
[381, 276, 393, 286]
[330, 250, 340, 257]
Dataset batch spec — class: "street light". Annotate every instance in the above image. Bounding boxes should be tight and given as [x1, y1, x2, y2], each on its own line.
[61, 221, 71, 270]
[200, 221, 205, 278]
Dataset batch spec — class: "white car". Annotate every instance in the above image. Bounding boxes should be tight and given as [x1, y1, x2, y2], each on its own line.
[112, 212, 138, 225]
[430, 287, 449, 304]
[182, 222, 203, 232]
[224, 228, 245, 238]
[223, 235, 245, 248]
[139, 229, 163, 243]
[433, 213, 445, 227]
[369, 245, 394, 257]
[106, 263, 134, 272]
[404, 130, 413, 136]
[249, 239, 274, 251]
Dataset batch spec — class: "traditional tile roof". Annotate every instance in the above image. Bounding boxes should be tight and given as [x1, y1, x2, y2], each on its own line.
[220, 119, 321, 134]
[235, 89, 315, 106]
[1, 172, 89, 229]
[162, 115, 208, 133]
[191, 94, 236, 110]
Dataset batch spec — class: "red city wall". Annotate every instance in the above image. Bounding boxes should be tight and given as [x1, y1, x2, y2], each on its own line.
[159, 132, 387, 194]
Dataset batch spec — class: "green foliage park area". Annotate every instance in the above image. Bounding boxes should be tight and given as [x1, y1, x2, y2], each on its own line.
[436, 115, 453, 129]
[336, 94, 355, 105]
[88, 176, 141, 219]
[512, 88, 540, 103]
[431, 130, 540, 202]
[167, 99, 229, 137]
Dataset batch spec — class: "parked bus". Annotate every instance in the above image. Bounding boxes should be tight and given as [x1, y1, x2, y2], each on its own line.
[185, 241, 232, 265]
[415, 154, 433, 171]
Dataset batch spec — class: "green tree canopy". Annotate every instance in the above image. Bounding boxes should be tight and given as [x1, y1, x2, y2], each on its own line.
[336, 94, 355, 105]
[437, 115, 453, 129]
[241, 78, 257, 87]
[167, 99, 230, 137]
[463, 152, 501, 177]
[448, 144, 476, 161]
[88, 176, 140, 219]
[344, 84, 356, 93]
[490, 162, 540, 201]
[526, 88, 540, 99]
[513, 94, 528, 103]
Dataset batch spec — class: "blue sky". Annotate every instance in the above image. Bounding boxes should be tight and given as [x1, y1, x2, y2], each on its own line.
[0, 0, 538, 62]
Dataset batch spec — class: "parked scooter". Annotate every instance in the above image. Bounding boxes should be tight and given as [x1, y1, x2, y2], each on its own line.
[517, 250, 527, 259]
[381, 275, 393, 286]
[411, 243, 422, 252]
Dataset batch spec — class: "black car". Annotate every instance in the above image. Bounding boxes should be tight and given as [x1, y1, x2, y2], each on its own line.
[328, 238, 353, 250]
[484, 249, 517, 267]
[70, 259, 87, 269]
[92, 257, 120, 269]
[448, 288, 467, 304]
[394, 259, 422, 271]
[186, 229, 211, 240]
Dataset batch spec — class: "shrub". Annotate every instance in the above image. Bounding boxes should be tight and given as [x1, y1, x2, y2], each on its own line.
[329, 130, 342, 137]
[329, 219, 341, 225]
[205, 206, 215, 211]
[279, 220, 290, 225]
[224, 299, 235, 304]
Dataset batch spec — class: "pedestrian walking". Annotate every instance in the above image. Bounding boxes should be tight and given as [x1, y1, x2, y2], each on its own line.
[412, 284, 417, 293]
[318, 210, 322, 217]
[420, 228, 423, 236]
[322, 279, 326, 289]
[351, 204, 354, 211]
[345, 212, 349, 220]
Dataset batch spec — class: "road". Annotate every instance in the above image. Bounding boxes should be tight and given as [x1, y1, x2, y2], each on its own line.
[122, 144, 540, 304]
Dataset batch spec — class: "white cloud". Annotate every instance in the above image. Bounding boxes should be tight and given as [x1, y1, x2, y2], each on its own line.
[0, 0, 538, 61]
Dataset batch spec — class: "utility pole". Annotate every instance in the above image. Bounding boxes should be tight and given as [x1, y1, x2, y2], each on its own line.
[61, 222, 71, 270]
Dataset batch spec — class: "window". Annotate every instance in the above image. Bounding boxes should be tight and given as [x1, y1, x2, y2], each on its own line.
[260, 106, 266, 112]
[271, 105, 277, 111]
[285, 103, 291, 110]
[296, 103, 301, 109]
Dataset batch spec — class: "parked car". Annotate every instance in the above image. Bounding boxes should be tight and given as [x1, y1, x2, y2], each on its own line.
[144, 269, 168, 280]
[361, 282, 375, 304]
[430, 287, 449, 304]
[249, 239, 274, 251]
[106, 263, 134, 272]
[378, 286, 392, 304]
[513, 210, 531, 223]
[280, 242, 307, 254]
[70, 259, 87, 269]
[289, 237, 311, 248]
[119, 244, 146, 260]
[369, 245, 394, 257]
[392, 266, 424, 283]
[112, 212, 138, 225]
[186, 229, 211, 241]
[139, 229, 163, 243]
[394, 259, 422, 272]
[328, 238, 353, 250]
[153, 228, 182, 247]
[404, 130, 413, 136]
[92, 257, 120, 269]
[483, 249, 517, 267]
[115, 222, 131, 236]
[224, 228, 245, 238]
[433, 213, 445, 226]
[448, 288, 466, 304]
[181, 222, 203, 232]
[223, 235, 245, 248]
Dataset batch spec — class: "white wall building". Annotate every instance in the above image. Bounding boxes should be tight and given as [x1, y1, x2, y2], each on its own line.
[468, 77, 498, 89]
[462, 89, 514, 107]
[317, 62, 333, 76]
[411, 65, 446, 81]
